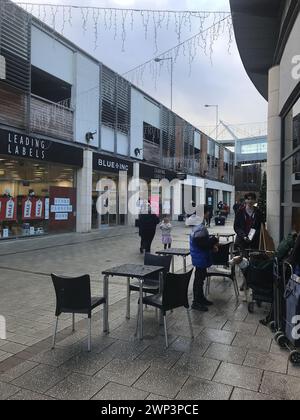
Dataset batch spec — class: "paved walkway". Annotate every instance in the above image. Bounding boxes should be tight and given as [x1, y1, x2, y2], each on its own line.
[0, 220, 299, 400]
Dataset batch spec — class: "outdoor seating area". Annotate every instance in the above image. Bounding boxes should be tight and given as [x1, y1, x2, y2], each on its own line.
[1, 223, 300, 401]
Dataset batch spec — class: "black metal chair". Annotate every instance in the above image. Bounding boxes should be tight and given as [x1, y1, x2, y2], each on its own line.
[126, 253, 172, 319]
[205, 243, 239, 300]
[51, 274, 106, 352]
[138, 269, 194, 348]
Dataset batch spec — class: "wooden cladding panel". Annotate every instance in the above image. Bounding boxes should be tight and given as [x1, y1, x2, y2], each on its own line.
[0, 82, 27, 128]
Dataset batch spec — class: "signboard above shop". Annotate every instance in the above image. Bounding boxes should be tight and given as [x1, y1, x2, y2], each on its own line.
[140, 164, 177, 181]
[93, 153, 133, 175]
[0, 129, 83, 167]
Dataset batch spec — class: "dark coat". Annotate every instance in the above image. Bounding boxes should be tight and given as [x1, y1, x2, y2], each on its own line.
[139, 214, 160, 238]
[234, 206, 264, 250]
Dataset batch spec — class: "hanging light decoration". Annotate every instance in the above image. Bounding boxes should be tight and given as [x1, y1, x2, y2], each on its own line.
[13, 2, 232, 54]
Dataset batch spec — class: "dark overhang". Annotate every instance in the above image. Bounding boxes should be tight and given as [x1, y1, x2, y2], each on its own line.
[230, 0, 283, 100]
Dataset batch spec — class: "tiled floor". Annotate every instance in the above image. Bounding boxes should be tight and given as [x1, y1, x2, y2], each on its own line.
[0, 222, 300, 400]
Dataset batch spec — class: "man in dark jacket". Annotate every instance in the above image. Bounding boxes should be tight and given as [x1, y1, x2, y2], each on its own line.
[139, 207, 160, 253]
[234, 193, 264, 254]
[190, 205, 219, 312]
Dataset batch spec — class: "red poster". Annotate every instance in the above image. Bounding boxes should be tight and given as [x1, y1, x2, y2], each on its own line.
[22, 197, 45, 220]
[33, 198, 44, 220]
[0, 198, 17, 221]
[22, 197, 34, 220]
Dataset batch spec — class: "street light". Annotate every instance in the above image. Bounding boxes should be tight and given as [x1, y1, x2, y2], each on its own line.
[204, 104, 219, 140]
[155, 57, 173, 111]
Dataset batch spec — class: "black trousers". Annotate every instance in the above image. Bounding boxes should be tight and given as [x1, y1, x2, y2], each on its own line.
[141, 231, 156, 253]
[193, 267, 207, 304]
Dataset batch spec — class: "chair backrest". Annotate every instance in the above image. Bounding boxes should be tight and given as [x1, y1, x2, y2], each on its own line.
[162, 269, 194, 311]
[212, 243, 232, 266]
[51, 274, 92, 316]
[144, 253, 172, 282]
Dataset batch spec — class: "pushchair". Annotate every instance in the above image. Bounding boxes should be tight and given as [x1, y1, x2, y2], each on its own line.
[245, 251, 275, 314]
[273, 261, 300, 365]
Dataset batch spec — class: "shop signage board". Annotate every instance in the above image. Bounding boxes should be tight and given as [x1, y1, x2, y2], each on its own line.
[93, 153, 133, 175]
[0, 129, 83, 167]
[140, 164, 177, 181]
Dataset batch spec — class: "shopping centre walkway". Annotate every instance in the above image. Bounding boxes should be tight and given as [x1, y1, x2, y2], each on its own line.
[0, 220, 299, 400]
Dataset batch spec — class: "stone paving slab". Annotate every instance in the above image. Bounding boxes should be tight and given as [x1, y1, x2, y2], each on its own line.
[0, 223, 299, 400]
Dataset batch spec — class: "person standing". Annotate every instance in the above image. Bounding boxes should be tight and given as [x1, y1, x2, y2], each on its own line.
[138, 206, 160, 254]
[233, 192, 264, 291]
[190, 205, 219, 312]
[160, 217, 173, 250]
[234, 192, 264, 254]
[233, 201, 240, 215]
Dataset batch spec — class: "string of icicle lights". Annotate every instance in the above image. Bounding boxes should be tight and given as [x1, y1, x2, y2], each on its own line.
[12, 2, 233, 56]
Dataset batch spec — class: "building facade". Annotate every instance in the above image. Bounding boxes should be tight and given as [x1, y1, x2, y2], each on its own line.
[0, 0, 235, 240]
[231, 0, 300, 244]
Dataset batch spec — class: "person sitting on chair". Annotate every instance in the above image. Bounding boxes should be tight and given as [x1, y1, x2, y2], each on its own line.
[190, 205, 219, 312]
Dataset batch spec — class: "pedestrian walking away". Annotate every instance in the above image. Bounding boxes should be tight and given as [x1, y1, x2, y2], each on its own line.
[138, 206, 160, 254]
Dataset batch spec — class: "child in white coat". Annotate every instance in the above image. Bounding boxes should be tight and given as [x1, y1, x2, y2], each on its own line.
[160, 217, 173, 250]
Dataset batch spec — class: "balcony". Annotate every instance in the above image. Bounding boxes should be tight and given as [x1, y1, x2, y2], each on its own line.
[162, 157, 201, 175]
[30, 94, 74, 142]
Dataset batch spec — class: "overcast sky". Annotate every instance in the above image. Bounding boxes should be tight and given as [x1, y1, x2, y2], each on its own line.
[14, 0, 268, 138]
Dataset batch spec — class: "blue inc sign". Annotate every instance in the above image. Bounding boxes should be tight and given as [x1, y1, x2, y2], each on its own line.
[93, 153, 133, 175]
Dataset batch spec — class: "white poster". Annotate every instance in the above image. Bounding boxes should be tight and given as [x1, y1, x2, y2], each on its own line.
[24, 199, 32, 219]
[45, 198, 50, 220]
[6, 199, 15, 219]
[35, 199, 43, 218]
[55, 213, 68, 221]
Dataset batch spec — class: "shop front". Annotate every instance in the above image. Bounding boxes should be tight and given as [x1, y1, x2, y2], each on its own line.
[282, 95, 300, 236]
[92, 153, 133, 228]
[0, 129, 83, 239]
[139, 164, 178, 218]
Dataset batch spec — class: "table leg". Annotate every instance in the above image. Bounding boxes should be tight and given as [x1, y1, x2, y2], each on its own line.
[159, 271, 164, 325]
[139, 279, 144, 340]
[126, 277, 130, 320]
[172, 256, 175, 273]
[103, 275, 109, 334]
[183, 257, 187, 273]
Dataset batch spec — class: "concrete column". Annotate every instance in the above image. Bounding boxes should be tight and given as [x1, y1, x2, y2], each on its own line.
[218, 190, 223, 204]
[76, 149, 93, 233]
[267, 66, 281, 246]
[128, 162, 139, 227]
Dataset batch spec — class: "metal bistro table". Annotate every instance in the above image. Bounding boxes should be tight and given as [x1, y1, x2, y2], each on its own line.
[156, 248, 190, 273]
[216, 234, 236, 258]
[102, 264, 165, 340]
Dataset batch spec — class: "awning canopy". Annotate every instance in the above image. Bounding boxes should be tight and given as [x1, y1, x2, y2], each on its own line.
[230, 0, 283, 100]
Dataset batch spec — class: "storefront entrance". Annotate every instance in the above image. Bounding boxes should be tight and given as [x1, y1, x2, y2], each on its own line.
[0, 128, 83, 240]
[92, 153, 133, 229]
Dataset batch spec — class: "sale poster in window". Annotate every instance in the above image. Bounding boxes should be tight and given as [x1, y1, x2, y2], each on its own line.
[22, 197, 45, 220]
[0, 198, 17, 221]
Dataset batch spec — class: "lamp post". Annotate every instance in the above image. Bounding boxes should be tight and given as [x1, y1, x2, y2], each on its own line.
[155, 57, 173, 111]
[204, 104, 219, 140]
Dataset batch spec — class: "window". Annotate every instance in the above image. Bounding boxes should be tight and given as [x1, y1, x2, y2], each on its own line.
[241, 143, 267, 155]
[143, 122, 160, 145]
[282, 96, 300, 237]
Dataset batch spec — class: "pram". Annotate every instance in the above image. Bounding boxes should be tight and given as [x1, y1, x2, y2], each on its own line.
[273, 261, 300, 365]
[244, 251, 275, 314]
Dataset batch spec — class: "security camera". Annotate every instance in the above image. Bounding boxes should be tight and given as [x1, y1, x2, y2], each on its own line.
[85, 131, 97, 143]
[134, 148, 143, 157]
